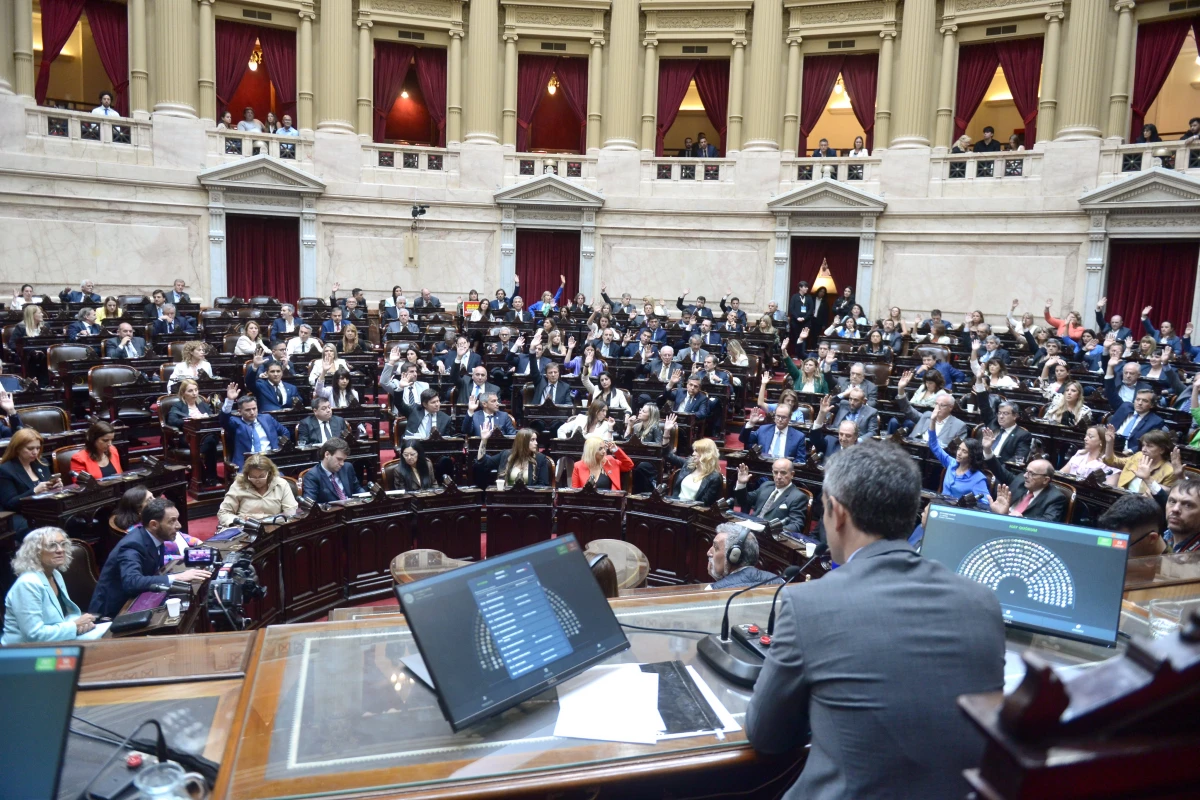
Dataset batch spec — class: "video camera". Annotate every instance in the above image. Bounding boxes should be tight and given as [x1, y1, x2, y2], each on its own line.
[206, 553, 266, 632]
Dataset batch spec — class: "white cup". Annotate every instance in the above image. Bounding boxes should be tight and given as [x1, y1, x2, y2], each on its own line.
[804, 542, 816, 558]
[165, 597, 182, 618]
[495, 478, 506, 491]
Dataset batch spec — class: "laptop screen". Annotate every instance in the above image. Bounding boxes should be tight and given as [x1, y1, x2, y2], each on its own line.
[921, 507, 1128, 646]
[0, 645, 83, 799]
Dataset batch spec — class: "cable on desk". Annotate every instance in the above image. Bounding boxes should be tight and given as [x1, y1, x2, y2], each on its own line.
[619, 622, 711, 637]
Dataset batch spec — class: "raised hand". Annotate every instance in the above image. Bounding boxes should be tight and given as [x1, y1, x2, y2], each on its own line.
[1011, 299, 1020, 310]
[1172, 446, 1184, 475]
[663, 413, 678, 434]
[981, 427, 996, 449]
[1104, 331, 1116, 345]
[992, 484, 1012, 515]
[737, 463, 751, 483]
[253, 351, 266, 367]
[761, 371, 771, 386]
[226, 382, 240, 400]
[825, 351, 837, 364]
[622, 329, 635, 343]
[800, 328, 810, 340]
[669, 369, 682, 386]
[1189, 323, 1195, 336]
[1045, 299, 1053, 308]
[567, 336, 577, 350]
[559, 274, 566, 286]
[0, 390, 13, 415]
[781, 337, 790, 352]
[819, 393, 833, 415]
[601, 283, 607, 293]
[1108, 353, 1122, 368]
[1135, 456, 1154, 481]
[480, 420, 494, 440]
[1143, 306, 1153, 318]
[1124, 336, 1134, 350]
[467, 394, 479, 414]
[681, 288, 690, 296]
[389, 345, 401, 364]
[897, 369, 914, 390]
[332, 281, 341, 293]
[1106, 423, 1117, 437]
[514, 335, 526, 350]
[1097, 296, 1107, 310]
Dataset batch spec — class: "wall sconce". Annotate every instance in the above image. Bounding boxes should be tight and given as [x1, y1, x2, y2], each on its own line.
[248, 46, 263, 72]
[547, 74, 559, 95]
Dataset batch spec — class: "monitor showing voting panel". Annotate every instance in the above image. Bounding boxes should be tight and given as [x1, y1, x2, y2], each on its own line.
[397, 535, 629, 731]
[921, 507, 1128, 646]
[0, 645, 83, 800]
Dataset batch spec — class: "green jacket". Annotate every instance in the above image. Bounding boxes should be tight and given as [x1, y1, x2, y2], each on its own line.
[781, 353, 828, 394]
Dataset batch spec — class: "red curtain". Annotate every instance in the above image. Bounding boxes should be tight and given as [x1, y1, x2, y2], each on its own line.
[34, 0, 88, 105]
[1129, 17, 1193, 142]
[414, 47, 448, 146]
[516, 55, 559, 152]
[258, 26, 296, 118]
[789, 237, 859, 300]
[82, 0, 128, 115]
[216, 20, 260, 117]
[798, 54, 843, 155]
[554, 56, 589, 153]
[373, 41, 415, 142]
[1105, 240, 1199, 342]
[953, 43, 1000, 140]
[841, 53, 878, 152]
[694, 59, 730, 153]
[226, 216, 300, 305]
[995, 37, 1043, 145]
[655, 59, 699, 156]
[515, 230, 580, 304]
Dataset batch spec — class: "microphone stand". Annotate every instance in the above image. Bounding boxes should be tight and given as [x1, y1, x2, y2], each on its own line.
[697, 574, 788, 688]
[767, 545, 828, 636]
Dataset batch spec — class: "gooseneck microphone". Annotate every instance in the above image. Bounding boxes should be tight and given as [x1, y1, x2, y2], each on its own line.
[700, 573, 790, 688]
[766, 564, 805, 636]
[718, 574, 785, 642]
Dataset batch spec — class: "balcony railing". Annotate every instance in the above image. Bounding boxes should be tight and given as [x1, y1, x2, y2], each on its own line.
[361, 144, 458, 184]
[641, 157, 735, 184]
[24, 107, 152, 163]
[1098, 141, 1200, 183]
[932, 150, 1042, 181]
[503, 153, 597, 186]
[779, 156, 882, 192]
[206, 130, 313, 166]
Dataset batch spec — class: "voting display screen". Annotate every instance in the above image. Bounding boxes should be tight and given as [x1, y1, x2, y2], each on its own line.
[0, 645, 82, 800]
[398, 535, 629, 731]
[921, 507, 1128, 646]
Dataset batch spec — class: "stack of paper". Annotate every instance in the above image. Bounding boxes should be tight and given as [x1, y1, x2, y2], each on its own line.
[553, 665, 665, 744]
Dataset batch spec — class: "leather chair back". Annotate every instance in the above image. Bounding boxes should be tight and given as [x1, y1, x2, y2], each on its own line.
[63, 538, 99, 612]
[555, 456, 573, 489]
[118, 294, 147, 308]
[17, 405, 69, 434]
[213, 297, 239, 307]
[87, 364, 139, 400]
[868, 362, 892, 388]
[53, 445, 82, 478]
[168, 341, 188, 362]
[236, 308, 263, 320]
[47, 344, 94, 373]
[158, 394, 183, 427]
[223, 334, 241, 354]
[914, 344, 952, 364]
[1049, 480, 1078, 525]
[249, 296, 276, 306]
[282, 476, 300, 503]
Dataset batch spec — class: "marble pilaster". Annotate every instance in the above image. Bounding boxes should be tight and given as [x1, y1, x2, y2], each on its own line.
[317, 0, 355, 132]
[1037, 7, 1063, 143]
[1104, 0, 1135, 140]
[1056, 0, 1108, 140]
[742, 0, 783, 150]
[154, 0, 198, 117]
[585, 37, 603, 152]
[298, 6, 315, 131]
[890, 0, 935, 148]
[602, 0, 639, 149]
[464, 0, 500, 143]
[933, 24, 956, 149]
[639, 36, 657, 151]
[13, 0, 30, 97]
[357, 17, 373, 137]
[196, 0, 215, 122]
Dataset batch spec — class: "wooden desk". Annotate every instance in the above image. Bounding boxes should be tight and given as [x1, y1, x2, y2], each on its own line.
[624, 489, 703, 585]
[481, 482, 554, 556]
[556, 482, 626, 548]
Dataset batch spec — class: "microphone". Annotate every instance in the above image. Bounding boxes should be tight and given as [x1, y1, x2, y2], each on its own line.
[699, 574, 790, 688]
[768, 546, 827, 634]
[719, 574, 782, 642]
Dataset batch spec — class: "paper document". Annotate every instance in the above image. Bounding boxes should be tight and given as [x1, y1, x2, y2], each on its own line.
[401, 653, 435, 689]
[554, 664, 665, 745]
[78, 621, 112, 641]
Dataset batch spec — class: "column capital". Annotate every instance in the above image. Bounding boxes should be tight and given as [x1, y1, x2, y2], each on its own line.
[939, 24, 957, 35]
[299, 9, 316, 21]
[589, 37, 605, 47]
[503, 31, 518, 43]
[1045, 11, 1064, 22]
[196, 0, 215, 6]
[1113, 0, 1135, 11]
[449, 28, 465, 39]
[734, 36, 749, 48]
[642, 37, 658, 48]
[784, 35, 799, 46]
[357, 17, 373, 28]
[879, 29, 897, 41]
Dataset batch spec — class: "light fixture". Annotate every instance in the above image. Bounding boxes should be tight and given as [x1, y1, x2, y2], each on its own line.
[547, 74, 559, 95]
[400, 90, 409, 99]
[833, 75, 844, 95]
[248, 45, 262, 72]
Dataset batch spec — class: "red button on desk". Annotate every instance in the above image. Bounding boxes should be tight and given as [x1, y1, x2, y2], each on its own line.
[759, 635, 772, 646]
[747, 625, 759, 635]
[125, 753, 143, 769]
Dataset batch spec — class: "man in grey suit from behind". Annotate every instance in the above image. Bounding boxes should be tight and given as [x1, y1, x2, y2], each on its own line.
[746, 442, 1006, 800]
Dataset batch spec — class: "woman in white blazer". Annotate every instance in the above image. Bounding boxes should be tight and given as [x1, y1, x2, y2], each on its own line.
[2, 527, 95, 644]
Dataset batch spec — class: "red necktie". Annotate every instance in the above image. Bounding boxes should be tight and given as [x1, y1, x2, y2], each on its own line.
[1010, 492, 1033, 516]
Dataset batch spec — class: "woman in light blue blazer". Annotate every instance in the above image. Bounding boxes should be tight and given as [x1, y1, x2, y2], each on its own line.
[2, 527, 95, 645]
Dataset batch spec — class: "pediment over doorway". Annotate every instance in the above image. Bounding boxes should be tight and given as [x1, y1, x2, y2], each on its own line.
[768, 178, 887, 215]
[493, 173, 605, 210]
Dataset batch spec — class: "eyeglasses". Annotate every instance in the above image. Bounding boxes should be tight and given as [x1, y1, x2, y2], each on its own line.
[43, 542, 67, 552]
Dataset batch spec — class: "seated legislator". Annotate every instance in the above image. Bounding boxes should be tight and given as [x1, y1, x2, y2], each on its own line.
[0, 388, 24, 438]
[302, 439, 363, 503]
[247, 356, 301, 413]
[111, 486, 152, 532]
[571, 435, 634, 490]
[220, 384, 287, 468]
[581, 370, 633, 414]
[271, 303, 299, 342]
[387, 441, 437, 491]
[926, 428, 991, 508]
[457, 364, 500, 405]
[97, 296, 123, 324]
[168, 379, 220, 486]
[981, 430, 1067, 522]
[1105, 370, 1167, 453]
[814, 389, 878, 446]
[166, 341, 214, 393]
[894, 370, 969, 447]
[746, 442, 1005, 799]
[297, 396, 348, 447]
[386, 308, 420, 336]
[104, 321, 149, 359]
[732, 460, 808, 531]
[0, 429, 62, 534]
[707, 525, 782, 589]
[144, 289, 167, 320]
[833, 362, 878, 405]
[660, 373, 712, 420]
[151, 304, 195, 337]
[308, 343, 351, 385]
[970, 388, 1033, 462]
[1103, 427, 1177, 496]
[403, 389, 453, 442]
[2, 527, 95, 644]
[60, 280, 102, 305]
[66, 307, 103, 340]
[661, 422, 723, 505]
[89, 498, 212, 618]
[750, 405, 807, 462]
[461, 393, 517, 438]
[217, 455, 298, 528]
[287, 324, 323, 358]
[558, 400, 615, 441]
[69, 420, 123, 481]
[1099, 494, 1172, 562]
[626, 403, 663, 445]
[477, 426, 552, 488]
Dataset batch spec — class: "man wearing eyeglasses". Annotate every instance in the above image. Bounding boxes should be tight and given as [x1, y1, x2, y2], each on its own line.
[981, 429, 1067, 522]
[1098, 494, 1170, 564]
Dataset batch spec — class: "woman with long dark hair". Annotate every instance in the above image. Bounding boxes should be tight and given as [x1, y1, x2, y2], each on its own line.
[475, 426, 551, 487]
[387, 442, 437, 491]
[70, 421, 122, 481]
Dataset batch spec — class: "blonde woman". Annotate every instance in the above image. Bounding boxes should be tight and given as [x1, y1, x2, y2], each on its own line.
[167, 341, 213, 392]
[95, 296, 123, 323]
[308, 342, 350, 385]
[1062, 425, 1117, 482]
[1041, 380, 1091, 427]
[952, 134, 972, 153]
[339, 323, 365, 355]
[727, 339, 749, 367]
[661, 418, 723, 505]
[234, 320, 266, 356]
[571, 435, 634, 490]
[217, 454, 298, 528]
[8, 303, 45, 348]
[2, 527, 94, 644]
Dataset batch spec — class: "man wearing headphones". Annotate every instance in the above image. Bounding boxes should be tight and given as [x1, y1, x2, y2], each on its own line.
[706, 523, 782, 589]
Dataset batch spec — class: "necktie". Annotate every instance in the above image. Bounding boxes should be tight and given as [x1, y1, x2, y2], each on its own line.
[125, 344, 135, 358]
[321, 421, 331, 442]
[167, 322, 173, 334]
[1119, 413, 1139, 437]
[772, 429, 786, 458]
[1010, 491, 1034, 516]
[406, 387, 415, 407]
[252, 422, 268, 452]
[762, 488, 781, 515]
[274, 385, 283, 406]
[485, 414, 493, 431]
[422, 413, 432, 437]
[331, 471, 346, 500]
[541, 384, 552, 404]
[995, 428, 1010, 456]
[681, 396, 691, 413]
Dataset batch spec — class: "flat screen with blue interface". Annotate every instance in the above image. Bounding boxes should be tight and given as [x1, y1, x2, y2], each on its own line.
[0, 645, 83, 799]
[396, 535, 629, 731]
[921, 506, 1128, 646]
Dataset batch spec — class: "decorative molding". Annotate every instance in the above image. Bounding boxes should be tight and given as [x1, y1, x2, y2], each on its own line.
[515, 209, 582, 222]
[197, 154, 326, 195]
[225, 193, 302, 208]
[768, 178, 887, 214]
[789, 216, 861, 228]
[955, 0, 1036, 10]
[1079, 168, 1200, 211]
[800, 1, 885, 25]
[512, 8, 593, 27]
[1106, 215, 1199, 230]
[655, 11, 737, 29]
[371, 0, 452, 18]
[494, 173, 605, 209]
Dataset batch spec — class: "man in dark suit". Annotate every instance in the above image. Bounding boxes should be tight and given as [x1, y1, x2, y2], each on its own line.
[167, 279, 191, 305]
[60, 280, 102, 304]
[302, 438, 363, 503]
[677, 137, 695, 157]
[457, 364, 500, 405]
[321, 307, 345, 339]
[104, 321, 149, 359]
[787, 281, 814, 348]
[1095, 297, 1131, 341]
[403, 388, 453, 441]
[815, 389, 878, 445]
[976, 335, 1010, 365]
[733, 460, 808, 532]
[505, 295, 533, 324]
[412, 288, 442, 310]
[529, 359, 574, 406]
[676, 290, 715, 319]
[750, 404, 806, 462]
[219, 384, 288, 468]
[1106, 386, 1167, 452]
[245, 357, 300, 413]
[88, 498, 211, 618]
[461, 392, 517, 437]
[811, 138, 836, 157]
[819, 419, 861, 459]
[66, 308, 102, 340]
[503, 339, 551, 379]
[1104, 353, 1152, 408]
[151, 304, 194, 337]
[982, 436, 1068, 522]
[144, 290, 168, 320]
[746, 443, 1005, 799]
[439, 335, 483, 377]
[707, 525, 781, 589]
[385, 308, 420, 336]
[661, 374, 712, 420]
[834, 362, 878, 406]
[694, 133, 717, 157]
[342, 296, 367, 323]
[296, 396, 348, 446]
[972, 395, 1032, 463]
[697, 318, 723, 352]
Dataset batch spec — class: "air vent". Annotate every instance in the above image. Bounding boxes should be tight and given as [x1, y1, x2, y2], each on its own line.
[1169, 0, 1200, 11]
[682, 45, 709, 54]
[985, 24, 1017, 36]
[540, 42, 567, 51]
[827, 39, 856, 49]
[241, 9, 271, 20]
[397, 30, 425, 40]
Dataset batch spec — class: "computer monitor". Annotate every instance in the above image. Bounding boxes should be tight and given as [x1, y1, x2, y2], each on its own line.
[921, 507, 1128, 646]
[0, 645, 83, 799]
[397, 535, 629, 731]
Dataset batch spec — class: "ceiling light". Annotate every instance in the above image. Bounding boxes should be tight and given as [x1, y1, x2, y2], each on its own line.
[548, 74, 559, 95]
[400, 90, 409, 99]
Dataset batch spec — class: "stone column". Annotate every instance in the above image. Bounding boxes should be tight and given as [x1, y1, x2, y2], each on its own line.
[727, 35, 747, 152]
[356, 17, 373, 136]
[1055, 0, 1108, 140]
[1105, 0, 1136, 140]
[464, 0, 500, 143]
[742, 0, 783, 150]
[585, 36, 603, 152]
[639, 36, 657, 151]
[447, 28, 463, 143]
[1036, 8, 1063, 143]
[13, 0, 31, 97]
[154, 0, 198, 117]
[501, 31, 517, 147]
[779, 35, 800, 156]
[128, 0, 148, 115]
[298, 6, 315, 131]
[317, 0, 355, 132]
[889, 0, 934, 147]
[602, 0, 639, 149]
[874, 30, 896, 149]
[0, 0, 14, 94]
[933, 24, 956, 149]
[196, 0, 215, 122]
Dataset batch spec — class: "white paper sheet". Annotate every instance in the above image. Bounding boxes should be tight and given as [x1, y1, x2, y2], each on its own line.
[553, 664, 665, 745]
[77, 621, 111, 641]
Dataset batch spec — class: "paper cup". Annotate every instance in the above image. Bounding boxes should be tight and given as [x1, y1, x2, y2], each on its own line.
[166, 598, 182, 618]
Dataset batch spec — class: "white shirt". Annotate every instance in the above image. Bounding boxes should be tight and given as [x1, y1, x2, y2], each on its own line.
[237, 119, 265, 132]
[278, 126, 300, 137]
[91, 105, 118, 116]
[287, 337, 319, 356]
[994, 424, 1017, 456]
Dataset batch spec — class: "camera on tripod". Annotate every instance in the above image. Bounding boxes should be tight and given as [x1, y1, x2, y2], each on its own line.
[411, 204, 429, 219]
[206, 554, 266, 632]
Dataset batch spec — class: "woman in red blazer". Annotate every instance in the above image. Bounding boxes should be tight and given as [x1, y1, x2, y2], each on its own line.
[571, 436, 634, 490]
[70, 421, 122, 481]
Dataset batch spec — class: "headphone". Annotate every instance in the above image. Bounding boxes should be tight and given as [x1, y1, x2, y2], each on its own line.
[726, 527, 750, 567]
[587, 552, 610, 569]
